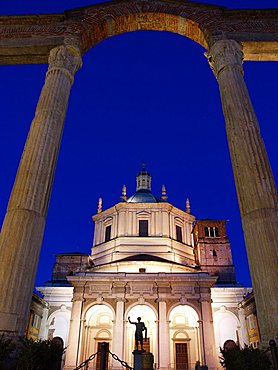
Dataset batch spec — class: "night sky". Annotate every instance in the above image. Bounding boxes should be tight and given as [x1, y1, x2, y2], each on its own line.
[0, 0, 277, 288]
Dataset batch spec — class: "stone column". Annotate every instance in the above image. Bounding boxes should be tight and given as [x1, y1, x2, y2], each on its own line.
[0, 44, 82, 336]
[157, 299, 170, 370]
[206, 39, 278, 346]
[64, 297, 84, 370]
[200, 298, 218, 370]
[112, 298, 126, 369]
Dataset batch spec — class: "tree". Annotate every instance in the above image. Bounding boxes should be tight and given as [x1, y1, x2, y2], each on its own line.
[15, 337, 63, 370]
[0, 334, 16, 367]
[0, 336, 63, 370]
[220, 346, 271, 370]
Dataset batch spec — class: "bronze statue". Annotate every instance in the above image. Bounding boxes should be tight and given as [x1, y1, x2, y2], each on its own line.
[128, 316, 147, 351]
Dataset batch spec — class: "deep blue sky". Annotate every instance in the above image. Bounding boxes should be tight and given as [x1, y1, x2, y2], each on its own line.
[0, 1, 277, 288]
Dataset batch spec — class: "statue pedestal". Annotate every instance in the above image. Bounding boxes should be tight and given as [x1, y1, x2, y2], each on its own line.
[133, 351, 154, 370]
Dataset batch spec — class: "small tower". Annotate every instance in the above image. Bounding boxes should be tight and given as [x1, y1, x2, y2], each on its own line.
[136, 163, 152, 191]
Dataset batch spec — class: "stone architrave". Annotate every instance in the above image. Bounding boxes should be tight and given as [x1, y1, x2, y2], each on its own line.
[206, 39, 278, 346]
[0, 44, 82, 336]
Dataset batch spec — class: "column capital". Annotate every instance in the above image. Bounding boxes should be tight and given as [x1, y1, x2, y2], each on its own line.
[48, 44, 82, 82]
[198, 297, 212, 303]
[205, 39, 243, 79]
[72, 297, 86, 303]
[115, 297, 127, 303]
[155, 298, 166, 303]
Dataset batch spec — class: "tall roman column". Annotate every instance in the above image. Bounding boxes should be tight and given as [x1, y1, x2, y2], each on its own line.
[0, 44, 82, 336]
[206, 39, 278, 346]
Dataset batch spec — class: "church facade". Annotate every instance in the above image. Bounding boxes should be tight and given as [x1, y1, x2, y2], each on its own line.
[37, 168, 250, 370]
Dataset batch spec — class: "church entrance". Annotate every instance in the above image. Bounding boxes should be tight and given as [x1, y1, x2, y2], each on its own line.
[126, 305, 157, 365]
[175, 343, 189, 370]
[96, 342, 109, 370]
[169, 305, 200, 369]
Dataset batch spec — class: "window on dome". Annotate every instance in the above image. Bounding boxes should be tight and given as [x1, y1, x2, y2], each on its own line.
[139, 220, 148, 237]
[176, 225, 183, 243]
[105, 225, 111, 242]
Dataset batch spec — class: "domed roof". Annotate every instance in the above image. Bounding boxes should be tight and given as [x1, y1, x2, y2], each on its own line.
[126, 189, 163, 203]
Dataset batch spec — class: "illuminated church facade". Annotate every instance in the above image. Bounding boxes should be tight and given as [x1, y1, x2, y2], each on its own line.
[37, 168, 250, 370]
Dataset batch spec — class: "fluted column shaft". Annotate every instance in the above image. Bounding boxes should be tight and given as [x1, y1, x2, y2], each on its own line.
[0, 44, 82, 336]
[207, 39, 278, 346]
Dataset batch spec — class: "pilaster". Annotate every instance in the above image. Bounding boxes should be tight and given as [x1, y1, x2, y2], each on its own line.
[200, 298, 219, 370]
[112, 298, 126, 370]
[157, 299, 170, 370]
[64, 297, 85, 370]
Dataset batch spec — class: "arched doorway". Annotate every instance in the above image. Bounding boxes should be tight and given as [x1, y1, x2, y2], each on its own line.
[213, 307, 240, 352]
[169, 305, 200, 370]
[82, 304, 114, 369]
[126, 305, 157, 365]
[47, 306, 71, 346]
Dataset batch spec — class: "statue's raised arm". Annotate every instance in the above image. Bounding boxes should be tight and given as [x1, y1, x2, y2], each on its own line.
[128, 316, 136, 325]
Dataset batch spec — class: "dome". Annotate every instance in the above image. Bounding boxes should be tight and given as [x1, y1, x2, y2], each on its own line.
[126, 189, 163, 203]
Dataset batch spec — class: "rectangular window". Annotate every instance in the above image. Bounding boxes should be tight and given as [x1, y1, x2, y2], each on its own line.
[139, 220, 148, 237]
[176, 225, 183, 243]
[105, 225, 111, 242]
[204, 227, 209, 237]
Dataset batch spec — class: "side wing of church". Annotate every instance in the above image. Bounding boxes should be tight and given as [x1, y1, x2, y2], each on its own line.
[37, 168, 251, 370]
